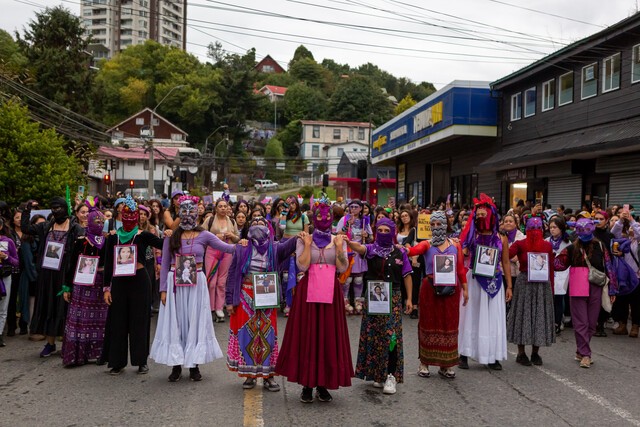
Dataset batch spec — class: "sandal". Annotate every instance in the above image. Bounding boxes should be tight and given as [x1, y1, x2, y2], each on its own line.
[354, 299, 364, 314]
[438, 368, 456, 379]
[344, 299, 354, 315]
[417, 364, 430, 378]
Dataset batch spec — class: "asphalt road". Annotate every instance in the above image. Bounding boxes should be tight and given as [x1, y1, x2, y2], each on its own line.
[2, 314, 640, 427]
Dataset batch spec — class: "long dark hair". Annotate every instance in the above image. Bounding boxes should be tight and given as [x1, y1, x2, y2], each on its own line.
[285, 196, 302, 220]
[169, 225, 205, 256]
[572, 237, 601, 267]
[149, 199, 164, 226]
[396, 209, 415, 232]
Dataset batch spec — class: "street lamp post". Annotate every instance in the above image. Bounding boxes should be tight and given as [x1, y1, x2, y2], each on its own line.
[366, 114, 373, 202]
[201, 125, 227, 187]
[146, 84, 187, 199]
[212, 135, 230, 186]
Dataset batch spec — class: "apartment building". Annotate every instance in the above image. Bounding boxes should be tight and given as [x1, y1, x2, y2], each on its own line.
[81, 0, 186, 60]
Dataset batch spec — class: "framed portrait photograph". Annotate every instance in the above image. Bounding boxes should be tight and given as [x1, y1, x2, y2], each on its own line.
[175, 253, 197, 287]
[528, 252, 550, 282]
[113, 245, 137, 277]
[73, 255, 99, 286]
[367, 281, 392, 315]
[433, 254, 457, 285]
[42, 240, 64, 271]
[252, 272, 280, 309]
[0, 241, 8, 253]
[473, 245, 498, 278]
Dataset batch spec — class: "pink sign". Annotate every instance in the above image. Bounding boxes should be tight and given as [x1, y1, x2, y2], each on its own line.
[306, 263, 336, 304]
[569, 267, 590, 297]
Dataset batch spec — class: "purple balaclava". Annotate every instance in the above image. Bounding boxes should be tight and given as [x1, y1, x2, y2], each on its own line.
[85, 197, 105, 249]
[312, 199, 332, 248]
[574, 218, 597, 242]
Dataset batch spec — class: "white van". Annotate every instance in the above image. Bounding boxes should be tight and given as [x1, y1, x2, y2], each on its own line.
[255, 179, 278, 192]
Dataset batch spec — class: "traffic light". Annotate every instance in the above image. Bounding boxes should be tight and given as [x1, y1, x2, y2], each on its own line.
[357, 160, 367, 179]
[129, 180, 134, 189]
[373, 188, 377, 194]
[104, 174, 111, 184]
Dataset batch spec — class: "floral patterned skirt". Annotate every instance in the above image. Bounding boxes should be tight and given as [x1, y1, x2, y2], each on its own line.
[227, 283, 279, 378]
[355, 288, 404, 383]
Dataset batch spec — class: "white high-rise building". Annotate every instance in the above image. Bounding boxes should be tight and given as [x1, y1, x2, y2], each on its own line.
[81, 0, 186, 60]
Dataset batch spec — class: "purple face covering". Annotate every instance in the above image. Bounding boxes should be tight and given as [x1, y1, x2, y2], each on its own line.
[526, 216, 543, 230]
[367, 217, 396, 259]
[573, 218, 597, 242]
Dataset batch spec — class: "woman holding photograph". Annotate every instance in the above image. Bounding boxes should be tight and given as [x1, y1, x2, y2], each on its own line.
[151, 196, 237, 382]
[404, 211, 468, 379]
[276, 197, 353, 403]
[346, 217, 413, 394]
[458, 194, 512, 371]
[102, 196, 164, 375]
[0, 218, 19, 347]
[225, 216, 300, 391]
[507, 214, 556, 366]
[21, 197, 85, 358]
[61, 197, 109, 367]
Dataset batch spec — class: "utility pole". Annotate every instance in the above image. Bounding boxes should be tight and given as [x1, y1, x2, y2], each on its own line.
[366, 113, 373, 202]
[145, 84, 187, 200]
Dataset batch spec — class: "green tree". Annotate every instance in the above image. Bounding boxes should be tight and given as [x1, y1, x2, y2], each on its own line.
[0, 30, 29, 82]
[277, 120, 302, 157]
[288, 45, 314, 69]
[328, 76, 392, 124]
[283, 83, 327, 122]
[264, 137, 284, 160]
[394, 93, 417, 116]
[16, 6, 94, 114]
[290, 57, 329, 89]
[0, 100, 84, 207]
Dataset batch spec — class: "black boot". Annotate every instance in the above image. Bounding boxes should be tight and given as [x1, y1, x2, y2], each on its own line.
[458, 355, 469, 369]
[168, 365, 182, 382]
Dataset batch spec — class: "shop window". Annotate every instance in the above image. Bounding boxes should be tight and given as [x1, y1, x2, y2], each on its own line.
[524, 87, 536, 117]
[559, 72, 573, 106]
[602, 53, 620, 92]
[542, 79, 555, 111]
[633, 45, 640, 83]
[510, 93, 521, 121]
[510, 183, 527, 208]
[581, 63, 598, 99]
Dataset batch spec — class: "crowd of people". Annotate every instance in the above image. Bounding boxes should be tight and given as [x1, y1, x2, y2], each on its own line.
[0, 190, 636, 402]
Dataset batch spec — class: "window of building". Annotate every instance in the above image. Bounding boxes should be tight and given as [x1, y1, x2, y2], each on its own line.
[121, 19, 133, 26]
[524, 87, 536, 117]
[139, 19, 147, 27]
[360, 149, 366, 152]
[139, 10, 148, 17]
[312, 125, 320, 138]
[127, 160, 136, 166]
[510, 93, 521, 121]
[121, 7, 132, 14]
[311, 145, 319, 157]
[121, 39, 132, 46]
[262, 65, 274, 73]
[143, 160, 149, 170]
[136, 118, 144, 125]
[171, 133, 183, 141]
[348, 129, 354, 140]
[581, 63, 598, 99]
[121, 29, 133, 35]
[358, 128, 365, 140]
[83, 19, 92, 26]
[633, 45, 640, 84]
[602, 53, 620, 93]
[151, 118, 159, 126]
[337, 148, 344, 157]
[559, 72, 573, 105]
[138, 30, 147, 38]
[83, 9, 92, 16]
[333, 129, 341, 140]
[353, 148, 358, 151]
[113, 131, 124, 139]
[542, 79, 555, 111]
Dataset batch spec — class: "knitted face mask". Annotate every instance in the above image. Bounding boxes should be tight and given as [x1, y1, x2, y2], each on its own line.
[430, 211, 448, 246]
[178, 200, 199, 230]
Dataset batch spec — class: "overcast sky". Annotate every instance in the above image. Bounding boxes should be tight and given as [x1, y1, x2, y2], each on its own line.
[4, 0, 639, 89]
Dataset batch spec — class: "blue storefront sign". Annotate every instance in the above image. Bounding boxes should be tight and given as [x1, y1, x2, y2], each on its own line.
[371, 81, 497, 163]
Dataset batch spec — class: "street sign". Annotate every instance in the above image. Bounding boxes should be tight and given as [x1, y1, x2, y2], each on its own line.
[276, 162, 286, 170]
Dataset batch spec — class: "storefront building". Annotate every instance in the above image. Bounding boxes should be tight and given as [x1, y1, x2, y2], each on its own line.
[371, 81, 499, 208]
[483, 12, 640, 213]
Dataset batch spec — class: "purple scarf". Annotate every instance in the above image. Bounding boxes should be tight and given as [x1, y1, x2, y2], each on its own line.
[472, 233, 504, 298]
[506, 229, 518, 244]
[366, 217, 395, 259]
[312, 229, 332, 249]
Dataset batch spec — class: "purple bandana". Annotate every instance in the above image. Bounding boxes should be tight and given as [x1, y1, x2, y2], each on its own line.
[506, 229, 518, 244]
[366, 217, 396, 259]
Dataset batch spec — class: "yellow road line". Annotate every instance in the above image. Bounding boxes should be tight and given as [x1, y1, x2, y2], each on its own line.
[244, 379, 264, 427]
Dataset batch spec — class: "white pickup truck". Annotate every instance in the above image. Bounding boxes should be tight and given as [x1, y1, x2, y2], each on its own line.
[254, 179, 279, 192]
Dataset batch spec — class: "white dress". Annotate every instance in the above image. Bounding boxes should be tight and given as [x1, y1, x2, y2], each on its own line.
[458, 270, 507, 364]
[150, 269, 224, 368]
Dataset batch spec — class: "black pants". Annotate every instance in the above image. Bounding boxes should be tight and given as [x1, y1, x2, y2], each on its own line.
[612, 286, 640, 325]
[145, 260, 159, 310]
[6, 272, 20, 333]
[104, 269, 151, 368]
[554, 295, 564, 326]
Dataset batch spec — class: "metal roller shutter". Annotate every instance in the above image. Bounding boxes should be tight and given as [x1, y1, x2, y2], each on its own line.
[609, 172, 640, 207]
[547, 176, 582, 212]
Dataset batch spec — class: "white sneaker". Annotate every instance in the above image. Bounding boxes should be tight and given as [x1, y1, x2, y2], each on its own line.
[372, 381, 383, 388]
[215, 310, 225, 319]
[383, 374, 396, 394]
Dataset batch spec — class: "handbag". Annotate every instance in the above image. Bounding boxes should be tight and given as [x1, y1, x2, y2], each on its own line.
[434, 285, 456, 297]
[581, 243, 608, 287]
[601, 282, 613, 312]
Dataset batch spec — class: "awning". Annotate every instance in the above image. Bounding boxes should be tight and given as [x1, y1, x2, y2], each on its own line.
[476, 117, 640, 172]
[98, 146, 179, 161]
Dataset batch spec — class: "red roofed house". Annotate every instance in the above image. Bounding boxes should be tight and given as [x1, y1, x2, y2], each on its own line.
[87, 108, 201, 196]
[299, 120, 372, 176]
[253, 55, 285, 74]
[258, 85, 288, 102]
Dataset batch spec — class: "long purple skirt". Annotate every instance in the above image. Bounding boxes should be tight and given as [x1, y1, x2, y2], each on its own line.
[62, 273, 108, 366]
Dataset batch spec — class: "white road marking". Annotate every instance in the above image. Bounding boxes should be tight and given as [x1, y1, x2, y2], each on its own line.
[507, 350, 640, 426]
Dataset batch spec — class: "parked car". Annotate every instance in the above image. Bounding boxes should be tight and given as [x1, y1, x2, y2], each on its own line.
[255, 179, 279, 192]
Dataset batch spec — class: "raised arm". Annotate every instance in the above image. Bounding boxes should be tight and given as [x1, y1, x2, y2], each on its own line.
[276, 235, 298, 260]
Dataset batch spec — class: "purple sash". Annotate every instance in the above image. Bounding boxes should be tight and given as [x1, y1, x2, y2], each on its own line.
[470, 234, 503, 298]
[475, 271, 503, 298]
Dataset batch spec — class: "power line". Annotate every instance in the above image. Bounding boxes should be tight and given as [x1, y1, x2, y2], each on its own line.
[484, 0, 606, 28]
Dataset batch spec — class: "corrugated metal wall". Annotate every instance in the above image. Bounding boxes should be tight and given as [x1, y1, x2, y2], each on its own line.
[547, 176, 582, 211]
[609, 172, 640, 207]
